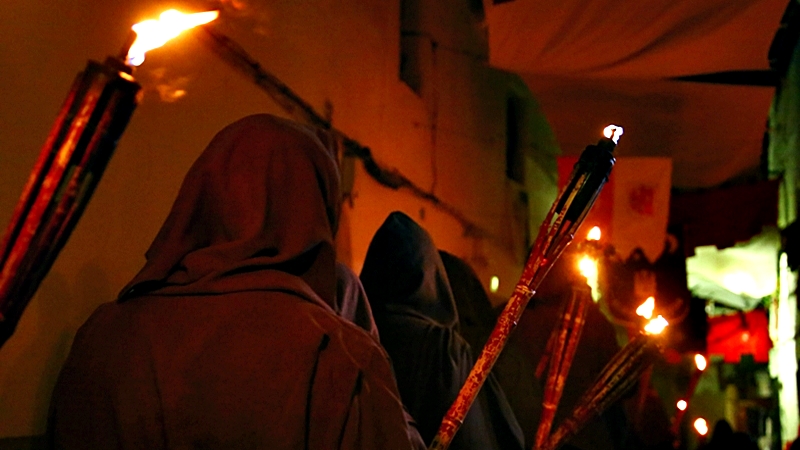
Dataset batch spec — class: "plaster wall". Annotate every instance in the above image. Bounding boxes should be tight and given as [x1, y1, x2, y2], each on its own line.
[0, 0, 558, 438]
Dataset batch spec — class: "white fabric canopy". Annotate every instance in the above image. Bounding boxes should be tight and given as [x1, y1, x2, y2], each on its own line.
[487, 0, 788, 188]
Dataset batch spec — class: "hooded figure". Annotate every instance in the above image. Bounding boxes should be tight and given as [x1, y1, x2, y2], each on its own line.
[703, 419, 735, 450]
[438, 250, 541, 448]
[335, 261, 379, 341]
[360, 211, 524, 450]
[438, 250, 497, 353]
[47, 114, 415, 450]
[336, 261, 428, 450]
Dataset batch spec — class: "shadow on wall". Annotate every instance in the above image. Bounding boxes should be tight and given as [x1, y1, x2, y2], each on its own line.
[0, 262, 113, 446]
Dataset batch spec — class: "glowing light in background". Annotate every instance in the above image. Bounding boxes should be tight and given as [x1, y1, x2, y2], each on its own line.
[687, 232, 779, 304]
[694, 418, 708, 436]
[695, 354, 707, 371]
[644, 315, 668, 335]
[603, 125, 624, 144]
[587, 226, 601, 241]
[721, 271, 759, 296]
[771, 252, 799, 447]
[127, 10, 220, 66]
[677, 400, 687, 411]
[636, 296, 655, 320]
[490, 276, 500, 293]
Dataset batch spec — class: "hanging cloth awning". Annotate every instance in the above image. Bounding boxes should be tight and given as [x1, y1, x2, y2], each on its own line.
[670, 179, 779, 254]
[485, 0, 787, 188]
[486, 0, 786, 80]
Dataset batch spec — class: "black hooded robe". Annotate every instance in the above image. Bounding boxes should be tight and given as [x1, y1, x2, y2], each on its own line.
[47, 114, 415, 450]
[360, 211, 524, 450]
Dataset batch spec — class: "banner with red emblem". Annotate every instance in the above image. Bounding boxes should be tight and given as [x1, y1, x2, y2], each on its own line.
[558, 156, 672, 262]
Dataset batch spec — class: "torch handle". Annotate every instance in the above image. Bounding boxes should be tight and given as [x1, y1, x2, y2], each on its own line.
[534, 286, 590, 449]
[0, 60, 139, 345]
[429, 282, 534, 450]
[544, 336, 660, 450]
[428, 133, 617, 450]
[0, 76, 82, 268]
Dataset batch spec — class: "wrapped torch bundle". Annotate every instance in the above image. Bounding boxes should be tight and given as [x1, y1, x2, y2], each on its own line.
[428, 125, 622, 450]
[543, 318, 667, 450]
[534, 284, 592, 449]
[0, 9, 218, 347]
[0, 58, 140, 346]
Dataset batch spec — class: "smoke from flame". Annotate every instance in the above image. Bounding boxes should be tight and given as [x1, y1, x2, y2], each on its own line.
[127, 10, 220, 66]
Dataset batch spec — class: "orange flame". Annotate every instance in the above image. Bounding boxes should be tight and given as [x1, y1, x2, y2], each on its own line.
[603, 124, 624, 144]
[587, 226, 601, 241]
[694, 354, 707, 371]
[693, 418, 708, 436]
[644, 315, 668, 335]
[577, 256, 597, 281]
[677, 400, 687, 411]
[636, 296, 655, 320]
[127, 10, 220, 66]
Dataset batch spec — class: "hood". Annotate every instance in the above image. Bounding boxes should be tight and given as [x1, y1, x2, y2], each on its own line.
[119, 114, 340, 309]
[439, 250, 497, 351]
[335, 262, 379, 340]
[360, 211, 458, 328]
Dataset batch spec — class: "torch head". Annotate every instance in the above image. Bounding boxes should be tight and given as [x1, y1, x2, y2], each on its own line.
[603, 125, 624, 144]
[559, 125, 620, 222]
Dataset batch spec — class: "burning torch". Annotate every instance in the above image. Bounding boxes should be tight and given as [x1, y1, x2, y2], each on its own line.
[0, 9, 218, 347]
[428, 125, 622, 450]
[532, 227, 602, 449]
[542, 304, 668, 450]
[534, 282, 592, 449]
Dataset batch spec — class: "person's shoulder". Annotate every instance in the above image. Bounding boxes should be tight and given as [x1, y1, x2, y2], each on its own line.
[75, 300, 135, 338]
[75, 297, 169, 340]
[308, 300, 382, 341]
[297, 300, 393, 365]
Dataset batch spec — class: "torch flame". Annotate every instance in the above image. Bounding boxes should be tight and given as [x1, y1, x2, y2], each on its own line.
[693, 418, 708, 436]
[694, 354, 707, 371]
[644, 315, 668, 335]
[636, 296, 655, 320]
[677, 400, 687, 411]
[127, 10, 220, 66]
[603, 124, 624, 144]
[587, 226, 601, 241]
[578, 256, 597, 281]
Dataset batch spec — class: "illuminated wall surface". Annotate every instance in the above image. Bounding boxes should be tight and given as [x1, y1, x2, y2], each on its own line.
[685, 57, 800, 446]
[768, 32, 800, 449]
[0, 0, 559, 441]
[687, 231, 798, 448]
[771, 254, 798, 448]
